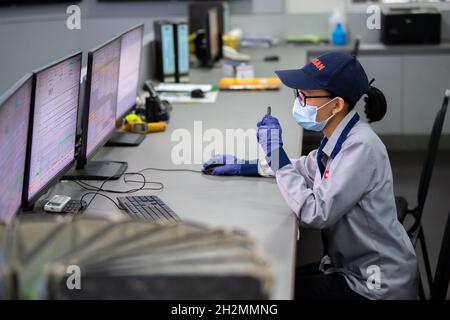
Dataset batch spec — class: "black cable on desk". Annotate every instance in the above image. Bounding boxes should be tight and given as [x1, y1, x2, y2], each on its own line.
[78, 176, 120, 212]
[74, 167, 199, 211]
[80, 192, 125, 211]
[137, 167, 202, 174]
[73, 172, 163, 194]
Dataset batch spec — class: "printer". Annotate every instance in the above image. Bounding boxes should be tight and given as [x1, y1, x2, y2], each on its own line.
[381, 7, 441, 45]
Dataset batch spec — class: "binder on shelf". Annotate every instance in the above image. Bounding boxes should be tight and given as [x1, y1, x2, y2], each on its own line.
[154, 21, 176, 83]
[175, 22, 190, 83]
[154, 21, 190, 83]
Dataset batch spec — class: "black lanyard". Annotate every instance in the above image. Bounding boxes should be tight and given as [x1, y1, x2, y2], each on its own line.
[316, 112, 360, 259]
[317, 112, 360, 178]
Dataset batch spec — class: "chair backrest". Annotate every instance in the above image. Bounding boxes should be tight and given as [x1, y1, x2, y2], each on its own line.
[431, 210, 450, 300]
[351, 37, 360, 58]
[416, 91, 449, 221]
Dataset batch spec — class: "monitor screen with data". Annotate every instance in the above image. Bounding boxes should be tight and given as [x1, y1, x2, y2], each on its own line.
[116, 25, 143, 120]
[0, 75, 32, 221]
[84, 37, 121, 159]
[26, 53, 82, 203]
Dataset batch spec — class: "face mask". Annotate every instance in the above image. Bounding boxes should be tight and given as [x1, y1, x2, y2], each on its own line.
[292, 97, 337, 131]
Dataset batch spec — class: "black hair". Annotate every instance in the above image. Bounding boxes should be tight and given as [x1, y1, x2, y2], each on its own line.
[328, 83, 387, 123]
[363, 85, 387, 123]
[344, 84, 387, 123]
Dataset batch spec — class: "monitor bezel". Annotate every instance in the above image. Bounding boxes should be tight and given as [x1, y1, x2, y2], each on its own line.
[115, 23, 144, 121]
[76, 36, 122, 169]
[22, 52, 83, 209]
[0, 73, 33, 218]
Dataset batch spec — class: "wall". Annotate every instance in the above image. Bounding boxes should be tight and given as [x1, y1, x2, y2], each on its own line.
[0, 0, 186, 93]
[286, 0, 344, 13]
[1, 0, 450, 93]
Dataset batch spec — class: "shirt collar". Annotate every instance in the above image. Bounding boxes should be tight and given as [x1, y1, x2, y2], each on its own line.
[322, 109, 357, 157]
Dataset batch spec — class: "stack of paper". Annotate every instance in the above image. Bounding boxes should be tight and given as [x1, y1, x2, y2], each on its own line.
[0, 215, 273, 300]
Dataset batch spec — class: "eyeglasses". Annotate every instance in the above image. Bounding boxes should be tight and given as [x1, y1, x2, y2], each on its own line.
[294, 89, 335, 107]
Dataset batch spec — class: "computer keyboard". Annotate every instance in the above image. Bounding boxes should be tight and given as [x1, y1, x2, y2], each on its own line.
[117, 195, 181, 224]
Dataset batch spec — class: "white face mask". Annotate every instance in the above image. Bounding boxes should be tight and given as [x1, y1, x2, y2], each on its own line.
[292, 97, 337, 131]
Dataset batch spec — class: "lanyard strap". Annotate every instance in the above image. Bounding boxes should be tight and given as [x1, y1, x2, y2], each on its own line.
[316, 112, 360, 258]
[317, 112, 360, 178]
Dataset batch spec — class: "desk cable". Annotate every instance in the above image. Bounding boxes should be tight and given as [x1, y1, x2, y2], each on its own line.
[73, 167, 201, 212]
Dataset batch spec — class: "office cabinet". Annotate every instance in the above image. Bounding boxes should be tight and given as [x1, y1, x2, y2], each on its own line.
[353, 54, 450, 135]
[357, 56, 404, 134]
[403, 54, 450, 134]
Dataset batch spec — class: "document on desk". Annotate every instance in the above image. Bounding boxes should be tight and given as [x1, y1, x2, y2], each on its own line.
[155, 83, 219, 103]
[0, 215, 273, 300]
[159, 90, 218, 104]
[154, 83, 214, 93]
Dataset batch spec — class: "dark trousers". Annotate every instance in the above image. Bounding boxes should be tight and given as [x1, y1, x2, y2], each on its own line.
[295, 262, 368, 300]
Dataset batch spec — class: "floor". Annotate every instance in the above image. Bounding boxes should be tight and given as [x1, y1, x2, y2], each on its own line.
[296, 150, 450, 299]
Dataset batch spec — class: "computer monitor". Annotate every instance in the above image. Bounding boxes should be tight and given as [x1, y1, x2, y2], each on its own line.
[64, 37, 127, 180]
[194, 7, 223, 67]
[188, 1, 225, 38]
[117, 24, 143, 120]
[207, 8, 221, 63]
[22, 53, 82, 209]
[0, 74, 33, 221]
[106, 24, 145, 147]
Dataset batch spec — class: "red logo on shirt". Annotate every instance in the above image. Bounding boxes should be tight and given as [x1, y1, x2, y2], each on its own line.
[324, 169, 330, 179]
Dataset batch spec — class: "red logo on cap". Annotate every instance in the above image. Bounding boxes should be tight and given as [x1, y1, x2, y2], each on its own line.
[312, 58, 325, 71]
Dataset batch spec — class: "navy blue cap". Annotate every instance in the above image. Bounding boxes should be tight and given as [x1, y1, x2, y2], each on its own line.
[275, 52, 369, 104]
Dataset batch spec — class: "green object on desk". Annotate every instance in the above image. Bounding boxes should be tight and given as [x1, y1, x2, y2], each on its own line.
[286, 34, 330, 45]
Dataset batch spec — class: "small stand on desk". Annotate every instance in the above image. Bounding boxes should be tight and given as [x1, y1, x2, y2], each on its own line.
[105, 131, 145, 147]
[63, 161, 128, 181]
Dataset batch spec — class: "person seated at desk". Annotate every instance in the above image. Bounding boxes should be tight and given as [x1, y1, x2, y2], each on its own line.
[203, 52, 418, 300]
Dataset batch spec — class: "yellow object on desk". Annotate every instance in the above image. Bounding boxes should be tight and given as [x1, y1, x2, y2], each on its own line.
[124, 114, 142, 124]
[223, 34, 240, 50]
[219, 77, 281, 91]
[123, 114, 166, 133]
[123, 120, 166, 134]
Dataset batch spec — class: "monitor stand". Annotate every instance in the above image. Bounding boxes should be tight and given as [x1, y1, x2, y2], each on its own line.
[63, 161, 128, 181]
[105, 131, 145, 147]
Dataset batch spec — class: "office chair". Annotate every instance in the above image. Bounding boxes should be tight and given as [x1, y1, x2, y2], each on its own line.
[351, 37, 361, 58]
[430, 210, 450, 300]
[395, 89, 449, 298]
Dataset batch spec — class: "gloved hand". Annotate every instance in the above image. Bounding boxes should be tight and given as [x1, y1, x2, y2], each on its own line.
[202, 154, 259, 176]
[257, 115, 290, 172]
[257, 115, 283, 156]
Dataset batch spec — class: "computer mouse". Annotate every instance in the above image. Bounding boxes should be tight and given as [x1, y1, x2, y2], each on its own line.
[264, 55, 279, 62]
[202, 163, 223, 175]
[191, 89, 205, 98]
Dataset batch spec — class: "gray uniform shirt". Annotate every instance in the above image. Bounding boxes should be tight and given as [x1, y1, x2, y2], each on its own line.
[258, 109, 418, 300]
